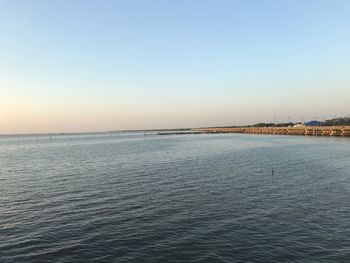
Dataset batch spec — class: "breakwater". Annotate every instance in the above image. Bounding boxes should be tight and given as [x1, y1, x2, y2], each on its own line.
[192, 126, 350, 137]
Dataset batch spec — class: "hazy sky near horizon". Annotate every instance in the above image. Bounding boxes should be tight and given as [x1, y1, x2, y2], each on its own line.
[1, 0, 350, 133]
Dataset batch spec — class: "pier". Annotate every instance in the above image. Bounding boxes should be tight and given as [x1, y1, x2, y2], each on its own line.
[192, 126, 350, 137]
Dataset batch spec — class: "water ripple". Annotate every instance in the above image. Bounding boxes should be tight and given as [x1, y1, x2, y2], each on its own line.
[1, 134, 350, 262]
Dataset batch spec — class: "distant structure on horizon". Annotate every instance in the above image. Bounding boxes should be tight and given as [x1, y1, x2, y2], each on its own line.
[304, 120, 322, 126]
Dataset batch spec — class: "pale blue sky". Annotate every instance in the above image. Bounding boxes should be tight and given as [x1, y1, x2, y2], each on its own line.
[1, 0, 349, 133]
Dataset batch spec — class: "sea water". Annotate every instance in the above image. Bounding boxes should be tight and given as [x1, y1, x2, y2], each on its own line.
[1, 133, 350, 262]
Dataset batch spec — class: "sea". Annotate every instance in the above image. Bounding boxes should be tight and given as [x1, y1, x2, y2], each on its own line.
[1, 132, 350, 262]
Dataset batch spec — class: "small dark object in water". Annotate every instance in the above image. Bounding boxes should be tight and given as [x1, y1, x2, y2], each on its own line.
[272, 168, 275, 175]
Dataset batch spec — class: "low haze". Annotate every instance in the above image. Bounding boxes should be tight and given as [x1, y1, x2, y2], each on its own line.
[1, 0, 350, 134]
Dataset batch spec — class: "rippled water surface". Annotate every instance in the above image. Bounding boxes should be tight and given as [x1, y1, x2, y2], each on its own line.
[1, 133, 350, 262]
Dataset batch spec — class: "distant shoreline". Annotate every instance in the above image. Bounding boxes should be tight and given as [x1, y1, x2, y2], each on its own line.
[2, 125, 350, 138]
[192, 126, 350, 137]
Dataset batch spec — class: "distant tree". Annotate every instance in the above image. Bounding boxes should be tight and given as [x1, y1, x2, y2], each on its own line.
[251, 122, 295, 128]
[322, 118, 350, 126]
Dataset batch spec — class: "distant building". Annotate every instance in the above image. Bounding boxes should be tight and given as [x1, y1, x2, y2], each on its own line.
[293, 123, 304, 127]
[304, 120, 322, 126]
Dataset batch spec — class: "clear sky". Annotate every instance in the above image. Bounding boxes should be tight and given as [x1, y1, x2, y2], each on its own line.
[1, 0, 350, 133]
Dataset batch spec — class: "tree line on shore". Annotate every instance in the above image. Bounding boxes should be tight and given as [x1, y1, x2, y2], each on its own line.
[249, 117, 350, 128]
